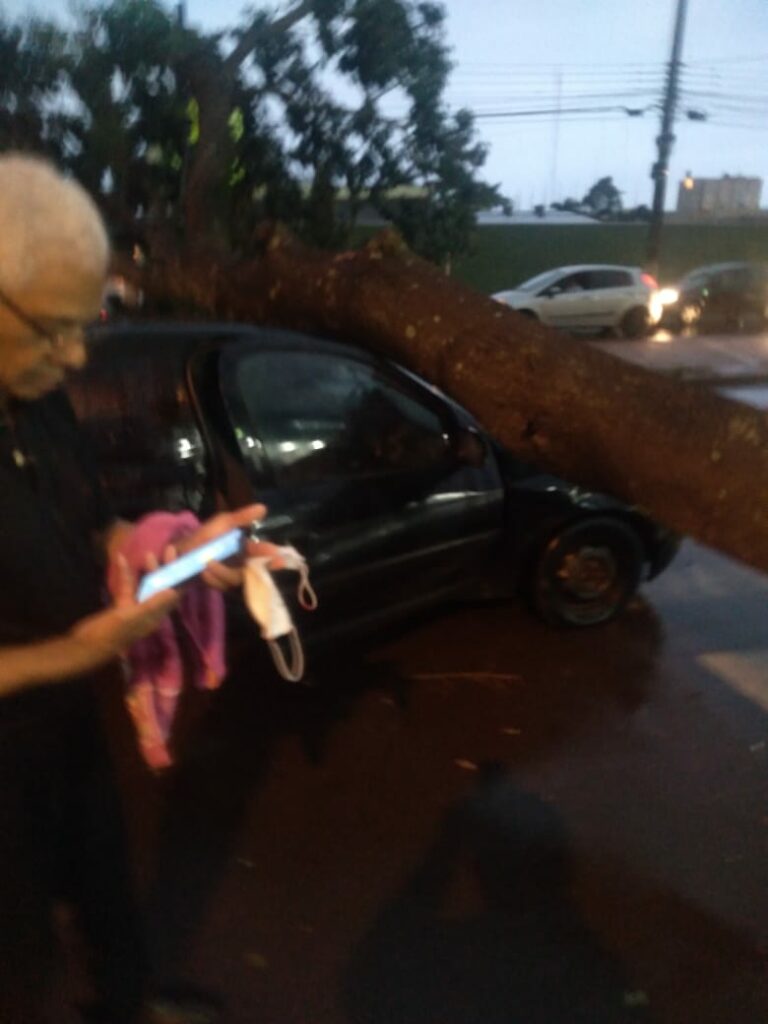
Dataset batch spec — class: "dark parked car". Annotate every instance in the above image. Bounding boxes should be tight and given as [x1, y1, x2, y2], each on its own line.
[66, 323, 679, 640]
[665, 261, 768, 333]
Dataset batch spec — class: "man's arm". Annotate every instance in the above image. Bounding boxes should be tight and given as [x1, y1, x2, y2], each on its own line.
[0, 564, 178, 700]
[0, 633, 117, 698]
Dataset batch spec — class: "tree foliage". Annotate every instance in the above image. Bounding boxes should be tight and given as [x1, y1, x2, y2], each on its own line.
[0, 0, 503, 263]
[0, 18, 72, 158]
[551, 175, 624, 221]
[581, 175, 623, 219]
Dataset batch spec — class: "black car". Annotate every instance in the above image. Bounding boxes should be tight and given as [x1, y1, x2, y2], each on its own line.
[666, 261, 768, 333]
[66, 323, 678, 639]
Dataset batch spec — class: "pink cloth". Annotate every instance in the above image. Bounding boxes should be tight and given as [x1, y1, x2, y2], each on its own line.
[108, 511, 227, 769]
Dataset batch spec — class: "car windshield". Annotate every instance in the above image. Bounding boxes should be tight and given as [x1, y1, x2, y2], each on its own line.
[515, 269, 564, 292]
[682, 264, 745, 287]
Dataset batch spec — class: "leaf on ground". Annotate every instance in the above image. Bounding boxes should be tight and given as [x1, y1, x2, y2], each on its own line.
[244, 952, 268, 970]
[623, 990, 650, 1008]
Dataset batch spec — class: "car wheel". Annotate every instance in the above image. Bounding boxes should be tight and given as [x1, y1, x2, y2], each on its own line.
[679, 302, 700, 328]
[530, 517, 644, 627]
[517, 309, 539, 321]
[620, 306, 651, 339]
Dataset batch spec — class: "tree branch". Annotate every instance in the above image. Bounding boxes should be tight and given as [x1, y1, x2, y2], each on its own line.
[225, 0, 315, 73]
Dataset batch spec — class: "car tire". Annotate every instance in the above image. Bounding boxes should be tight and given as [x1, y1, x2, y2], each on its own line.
[517, 309, 539, 321]
[620, 306, 651, 339]
[680, 301, 701, 328]
[668, 303, 700, 335]
[530, 517, 644, 627]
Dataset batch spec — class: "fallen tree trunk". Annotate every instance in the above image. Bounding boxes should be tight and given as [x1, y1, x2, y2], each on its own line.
[137, 226, 768, 576]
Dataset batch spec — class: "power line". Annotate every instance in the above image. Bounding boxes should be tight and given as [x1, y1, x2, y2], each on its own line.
[707, 120, 768, 131]
[684, 53, 768, 65]
[479, 117, 645, 128]
[456, 55, 767, 71]
[448, 74, 666, 88]
[682, 65, 768, 77]
[452, 68, 666, 78]
[472, 105, 645, 120]
[459, 60, 663, 66]
[448, 91, 662, 109]
[681, 88, 768, 102]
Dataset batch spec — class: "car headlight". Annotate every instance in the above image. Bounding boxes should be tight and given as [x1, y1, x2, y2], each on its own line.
[658, 287, 679, 305]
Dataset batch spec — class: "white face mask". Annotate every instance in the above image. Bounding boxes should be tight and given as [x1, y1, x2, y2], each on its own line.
[243, 545, 317, 682]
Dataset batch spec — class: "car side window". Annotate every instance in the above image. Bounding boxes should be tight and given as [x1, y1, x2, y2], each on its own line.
[721, 268, 750, 291]
[543, 272, 588, 295]
[709, 270, 735, 293]
[234, 350, 449, 485]
[684, 271, 708, 289]
[585, 269, 632, 289]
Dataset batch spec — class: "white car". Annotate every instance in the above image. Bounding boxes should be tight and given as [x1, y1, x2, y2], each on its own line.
[492, 264, 665, 338]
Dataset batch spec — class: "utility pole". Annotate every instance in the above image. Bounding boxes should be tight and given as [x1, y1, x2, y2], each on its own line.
[646, 0, 689, 276]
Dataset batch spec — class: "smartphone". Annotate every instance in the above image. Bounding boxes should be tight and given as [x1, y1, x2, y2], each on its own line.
[136, 527, 245, 602]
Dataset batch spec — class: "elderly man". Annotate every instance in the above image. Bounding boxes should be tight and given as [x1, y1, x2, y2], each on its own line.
[0, 154, 261, 1023]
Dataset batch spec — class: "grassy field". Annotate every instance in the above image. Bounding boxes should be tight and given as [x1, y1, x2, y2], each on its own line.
[451, 222, 768, 294]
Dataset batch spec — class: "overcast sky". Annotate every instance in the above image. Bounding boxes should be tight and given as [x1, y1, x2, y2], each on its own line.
[4, 0, 767, 209]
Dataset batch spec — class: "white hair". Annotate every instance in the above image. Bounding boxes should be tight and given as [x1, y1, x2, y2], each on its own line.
[0, 153, 109, 293]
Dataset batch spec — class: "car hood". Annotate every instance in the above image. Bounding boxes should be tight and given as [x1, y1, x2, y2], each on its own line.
[492, 290, 533, 307]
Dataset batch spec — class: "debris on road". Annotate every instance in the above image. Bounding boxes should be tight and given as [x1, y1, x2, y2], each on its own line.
[623, 990, 650, 1009]
[244, 952, 268, 970]
[410, 671, 523, 686]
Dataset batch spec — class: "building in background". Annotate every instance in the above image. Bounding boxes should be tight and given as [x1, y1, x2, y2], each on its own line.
[676, 174, 763, 219]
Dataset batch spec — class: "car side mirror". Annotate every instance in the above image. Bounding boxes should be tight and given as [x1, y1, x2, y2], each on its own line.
[541, 285, 562, 298]
[453, 426, 487, 467]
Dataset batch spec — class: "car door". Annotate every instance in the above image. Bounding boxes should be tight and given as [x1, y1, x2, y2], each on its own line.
[706, 267, 748, 324]
[535, 271, 593, 328]
[215, 335, 505, 628]
[580, 268, 636, 327]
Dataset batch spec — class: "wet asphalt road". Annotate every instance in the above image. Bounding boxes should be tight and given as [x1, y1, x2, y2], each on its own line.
[110, 536, 768, 1024]
[93, 328, 768, 1023]
[598, 327, 768, 401]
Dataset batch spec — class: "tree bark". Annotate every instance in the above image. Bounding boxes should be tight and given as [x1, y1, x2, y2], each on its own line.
[178, 49, 235, 251]
[178, 1, 314, 250]
[138, 226, 768, 577]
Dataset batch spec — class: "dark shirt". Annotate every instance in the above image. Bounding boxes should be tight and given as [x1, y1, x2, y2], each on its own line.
[0, 388, 113, 722]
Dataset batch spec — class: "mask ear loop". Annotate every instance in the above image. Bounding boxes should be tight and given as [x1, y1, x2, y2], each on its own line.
[296, 562, 318, 611]
[251, 528, 319, 613]
[267, 632, 306, 683]
[277, 557, 315, 679]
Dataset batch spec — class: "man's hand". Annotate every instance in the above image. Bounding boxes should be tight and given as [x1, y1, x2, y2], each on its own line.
[0, 556, 181, 698]
[170, 503, 284, 592]
[71, 554, 179, 660]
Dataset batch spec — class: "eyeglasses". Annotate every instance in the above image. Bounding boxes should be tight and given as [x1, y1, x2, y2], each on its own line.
[0, 283, 87, 350]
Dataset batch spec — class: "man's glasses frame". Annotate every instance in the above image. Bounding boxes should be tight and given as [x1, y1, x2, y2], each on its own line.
[0, 284, 83, 350]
